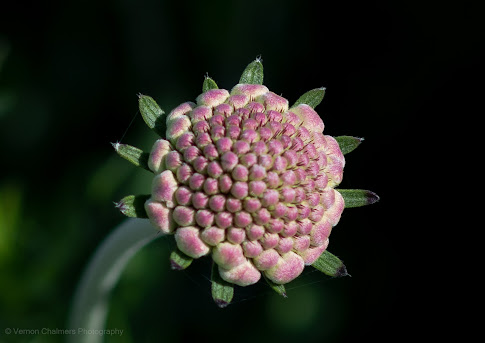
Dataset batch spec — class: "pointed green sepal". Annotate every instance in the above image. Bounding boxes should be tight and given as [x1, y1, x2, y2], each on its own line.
[337, 189, 380, 208]
[292, 87, 326, 109]
[263, 274, 287, 298]
[239, 57, 264, 85]
[114, 194, 150, 218]
[138, 94, 165, 136]
[203, 75, 219, 92]
[312, 250, 349, 277]
[211, 262, 234, 308]
[169, 248, 193, 270]
[112, 142, 151, 172]
[335, 136, 364, 155]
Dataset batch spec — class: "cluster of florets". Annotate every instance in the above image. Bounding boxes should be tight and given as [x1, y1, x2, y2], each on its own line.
[143, 83, 345, 286]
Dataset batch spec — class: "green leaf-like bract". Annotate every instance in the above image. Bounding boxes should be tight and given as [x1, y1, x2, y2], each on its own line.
[338, 189, 380, 208]
[170, 248, 193, 270]
[211, 262, 234, 308]
[203, 76, 219, 92]
[292, 87, 326, 109]
[115, 194, 150, 218]
[239, 58, 264, 85]
[138, 94, 165, 136]
[312, 250, 349, 277]
[263, 275, 287, 297]
[112, 143, 151, 172]
[335, 136, 364, 155]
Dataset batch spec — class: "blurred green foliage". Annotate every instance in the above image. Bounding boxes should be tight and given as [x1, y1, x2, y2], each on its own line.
[0, 0, 481, 342]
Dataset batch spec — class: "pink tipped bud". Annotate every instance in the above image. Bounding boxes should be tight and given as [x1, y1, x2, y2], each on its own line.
[166, 102, 194, 122]
[165, 151, 183, 172]
[260, 232, 280, 250]
[208, 194, 226, 212]
[231, 84, 269, 99]
[246, 224, 265, 241]
[253, 208, 271, 225]
[261, 92, 289, 112]
[218, 174, 233, 193]
[173, 206, 195, 226]
[191, 191, 209, 209]
[248, 165, 265, 183]
[203, 177, 219, 195]
[144, 199, 175, 234]
[227, 227, 246, 244]
[218, 260, 261, 286]
[227, 94, 249, 109]
[151, 170, 178, 207]
[242, 240, 263, 257]
[298, 240, 329, 265]
[252, 248, 280, 270]
[183, 146, 201, 163]
[207, 161, 223, 178]
[281, 221, 298, 237]
[310, 219, 332, 246]
[276, 237, 294, 254]
[195, 209, 215, 227]
[196, 89, 230, 107]
[230, 181, 249, 199]
[298, 219, 313, 235]
[291, 104, 324, 133]
[248, 180, 266, 197]
[266, 218, 284, 234]
[215, 211, 233, 229]
[292, 235, 311, 253]
[166, 116, 192, 143]
[225, 197, 242, 213]
[221, 151, 239, 171]
[231, 164, 249, 182]
[264, 251, 305, 284]
[188, 173, 205, 191]
[148, 139, 172, 173]
[234, 211, 253, 227]
[174, 186, 192, 205]
[213, 242, 245, 269]
[175, 226, 210, 258]
[243, 197, 261, 213]
[189, 106, 212, 124]
[325, 190, 345, 226]
[200, 226, 225, 246]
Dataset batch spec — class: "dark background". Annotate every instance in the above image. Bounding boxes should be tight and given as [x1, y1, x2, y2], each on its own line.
[0, 0, 481, 342]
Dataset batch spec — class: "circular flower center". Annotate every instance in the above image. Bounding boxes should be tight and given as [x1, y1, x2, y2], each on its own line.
[145, 84, 345, 286]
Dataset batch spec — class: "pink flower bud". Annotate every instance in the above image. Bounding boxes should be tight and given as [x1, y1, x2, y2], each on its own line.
[231, 84, 269, 99]
[200, 226, 225, 246]
[290, 104, 325, 133]
[253, 248, 280, 270]
[213, 242, 245, 269]
[264, 251, 305, 284]
[151, 170, 178, 207]
[133, 75, 358, 291]
[175, 226, 210, 258]
[148, 139, 172, 173]
[144, 199, 175, 234]
[218, 260, 261, 286]
[196, 89, 229, 107]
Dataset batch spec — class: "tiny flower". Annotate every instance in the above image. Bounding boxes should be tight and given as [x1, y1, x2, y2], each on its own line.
[114, 58, 379, 307]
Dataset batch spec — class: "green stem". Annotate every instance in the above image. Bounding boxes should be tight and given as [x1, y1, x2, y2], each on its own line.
[67, 218, 160, 343]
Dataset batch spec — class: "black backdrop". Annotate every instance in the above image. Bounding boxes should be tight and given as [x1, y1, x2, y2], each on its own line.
[0, 0, 482, 342]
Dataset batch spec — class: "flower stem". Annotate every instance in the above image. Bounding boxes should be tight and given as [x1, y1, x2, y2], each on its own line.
[67, 218, 160, 343]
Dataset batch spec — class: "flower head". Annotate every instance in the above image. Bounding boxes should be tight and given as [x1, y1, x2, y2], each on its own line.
[114, 59, 379, 305]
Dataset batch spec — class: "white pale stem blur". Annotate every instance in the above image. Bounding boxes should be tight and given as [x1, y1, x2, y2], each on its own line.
[67, 218, 160, 343]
